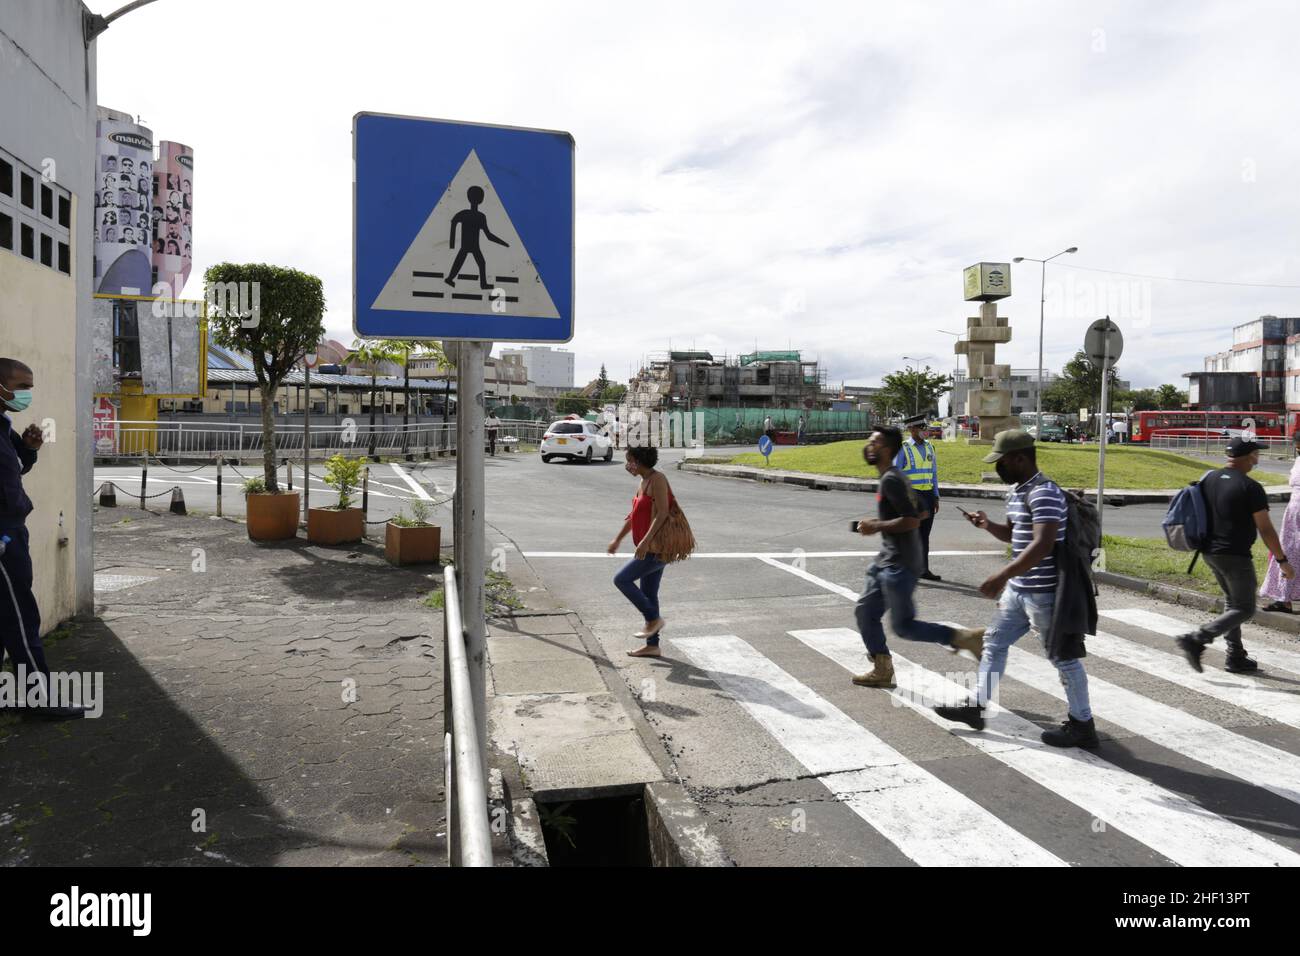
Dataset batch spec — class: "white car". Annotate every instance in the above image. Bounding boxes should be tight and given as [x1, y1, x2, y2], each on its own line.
[540, 419, 614, 463]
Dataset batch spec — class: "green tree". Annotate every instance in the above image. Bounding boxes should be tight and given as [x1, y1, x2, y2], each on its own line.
[596, 364, 610, 395]
[1156, 383, 1187, 409]
[1041, 351, 1121, 433]
[349, 338, 403, 456]
[556, 393, 596, 416]
[205, 262, 325, 492]
[876, 366, 951, 418]
[1114, 387, 1160, 412]
[601, 382, 628, 403]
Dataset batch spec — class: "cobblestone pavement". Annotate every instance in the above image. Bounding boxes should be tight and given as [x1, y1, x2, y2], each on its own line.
[1, 509, 447, 866]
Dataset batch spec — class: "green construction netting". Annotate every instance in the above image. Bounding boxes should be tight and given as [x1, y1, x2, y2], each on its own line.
[739, 351, 801, 366]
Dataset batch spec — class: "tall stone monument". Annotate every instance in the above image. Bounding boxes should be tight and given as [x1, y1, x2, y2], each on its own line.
[955, 262, 1015, 444]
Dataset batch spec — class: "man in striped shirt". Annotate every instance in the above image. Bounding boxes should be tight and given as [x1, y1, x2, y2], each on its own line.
[933, 429, 1098, 749]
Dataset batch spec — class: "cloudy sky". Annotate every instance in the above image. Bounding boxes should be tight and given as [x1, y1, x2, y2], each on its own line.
[96, 0, 1300, 392]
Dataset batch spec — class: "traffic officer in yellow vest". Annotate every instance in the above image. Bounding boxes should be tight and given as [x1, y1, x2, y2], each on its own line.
[896, 413, 941, 580]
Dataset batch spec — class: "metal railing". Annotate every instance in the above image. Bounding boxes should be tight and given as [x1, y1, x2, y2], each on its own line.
[1150, 434, 1295, 459]
[442, 566, 493, 867]
[94, 420, 548, 461]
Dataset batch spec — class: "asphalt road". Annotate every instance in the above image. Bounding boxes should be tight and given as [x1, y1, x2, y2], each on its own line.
[96, 449, 1300, 866]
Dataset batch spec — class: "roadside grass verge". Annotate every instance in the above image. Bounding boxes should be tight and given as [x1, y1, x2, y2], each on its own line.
[728, 441, 1287, 489]
[1101, 534, 1270, 596]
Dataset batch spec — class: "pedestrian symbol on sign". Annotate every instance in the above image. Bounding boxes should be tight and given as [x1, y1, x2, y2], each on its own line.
[369, 149, 560, 320]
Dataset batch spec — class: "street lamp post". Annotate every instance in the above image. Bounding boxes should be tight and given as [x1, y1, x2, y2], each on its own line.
[936, 329, 965, 418]
[1012, 247, 1077, 437]
[902, 355, 932, 417]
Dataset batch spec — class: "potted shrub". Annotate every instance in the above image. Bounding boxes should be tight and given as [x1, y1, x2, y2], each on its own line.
[307, 454, 365, 545]
[243, 477, 300, 542]
[205, 262, 324, 542]
[386, 499, 441, 565]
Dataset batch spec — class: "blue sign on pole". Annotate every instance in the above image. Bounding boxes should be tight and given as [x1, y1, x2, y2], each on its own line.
[758, 434, 774, 464]
[353, 112, 575, 342]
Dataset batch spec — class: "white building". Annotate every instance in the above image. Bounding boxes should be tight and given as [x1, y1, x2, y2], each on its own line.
[1, 0, 100, 626]
[501, 345, 574, 390]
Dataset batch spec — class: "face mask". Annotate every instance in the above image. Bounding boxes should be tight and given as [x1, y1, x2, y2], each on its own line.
[2, 390, 32, 413]
[625, 461, 638, 476]
[995, 459, 1014, 484]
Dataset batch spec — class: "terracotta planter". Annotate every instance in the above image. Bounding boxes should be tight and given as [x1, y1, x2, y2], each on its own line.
[385, 522, 441, 565]
[307, 507, 365, 545]
[246, 492, 300, 541]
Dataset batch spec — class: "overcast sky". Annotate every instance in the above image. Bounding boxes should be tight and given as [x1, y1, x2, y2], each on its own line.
[95, 0, 1300, 392]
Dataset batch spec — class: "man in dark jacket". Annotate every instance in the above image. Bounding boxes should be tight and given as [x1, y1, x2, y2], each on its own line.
[933, 429, 1098, 748]
[0, 357, 82, 719]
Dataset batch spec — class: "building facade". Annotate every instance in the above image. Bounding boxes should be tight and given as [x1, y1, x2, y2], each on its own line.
[500, 345, 574, 390]
[628, 350, 827, 411]
[1, 0, 99, 628]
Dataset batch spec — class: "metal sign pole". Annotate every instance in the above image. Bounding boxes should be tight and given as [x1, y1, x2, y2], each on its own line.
[303, 360, 312, 518]
[456, 340, 489, 789]
[1097, 326, 1111, 540]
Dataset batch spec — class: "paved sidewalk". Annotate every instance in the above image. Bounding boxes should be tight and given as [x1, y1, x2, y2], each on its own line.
[1, 509, 449, 866]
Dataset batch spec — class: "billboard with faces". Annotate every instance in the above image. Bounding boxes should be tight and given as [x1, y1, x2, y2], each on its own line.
[152, 141, 194, 297]
[93, 114, 155, 295]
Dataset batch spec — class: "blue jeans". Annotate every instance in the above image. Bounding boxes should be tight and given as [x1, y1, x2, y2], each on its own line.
[614, 555, 667, 645]
[855, 563, 955, 656]
[979, 586, 1092, 720]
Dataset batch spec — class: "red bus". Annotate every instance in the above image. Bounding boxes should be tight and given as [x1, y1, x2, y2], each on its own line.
[1130, 410, 1284, 442]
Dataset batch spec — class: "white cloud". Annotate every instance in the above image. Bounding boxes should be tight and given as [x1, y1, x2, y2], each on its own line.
[94, 0, 1300, 391]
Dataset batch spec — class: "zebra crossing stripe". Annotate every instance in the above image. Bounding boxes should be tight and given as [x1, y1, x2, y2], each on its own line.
[1086, 629, 1300, 730]
[789, 627, 1300, 867]
[670, 634, 1066, 868]
[1101, 607, 1300, 675]
[931, 625, 1300, 808]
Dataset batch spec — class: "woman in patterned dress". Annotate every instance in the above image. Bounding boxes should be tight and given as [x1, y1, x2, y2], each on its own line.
[1260, 432, 1300, 612]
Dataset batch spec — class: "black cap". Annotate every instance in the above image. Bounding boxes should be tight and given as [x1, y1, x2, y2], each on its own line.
[1226, 436, 1263, 458]
[903, 413, 927, 427]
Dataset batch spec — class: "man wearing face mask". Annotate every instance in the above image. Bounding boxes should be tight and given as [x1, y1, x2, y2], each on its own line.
[0, 358, 83, 720]
[934, 429, 1096, 748]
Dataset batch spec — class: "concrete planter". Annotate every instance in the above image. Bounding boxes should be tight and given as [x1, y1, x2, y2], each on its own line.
[307, 507, 364, 546]
[246, 492, 300, 541]
[385, 522, 441, 565]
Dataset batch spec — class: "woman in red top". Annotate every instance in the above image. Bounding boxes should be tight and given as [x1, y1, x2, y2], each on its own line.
[607, 445, 674, 657]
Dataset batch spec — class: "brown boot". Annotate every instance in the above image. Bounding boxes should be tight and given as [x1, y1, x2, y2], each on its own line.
[948, 627, 985, 663]
[853, 653, 896, 688]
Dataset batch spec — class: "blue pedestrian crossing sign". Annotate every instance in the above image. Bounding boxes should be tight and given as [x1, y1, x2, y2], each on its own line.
[353, 112, 575, 343]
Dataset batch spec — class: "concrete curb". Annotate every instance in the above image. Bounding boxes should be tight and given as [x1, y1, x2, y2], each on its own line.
[644, 782, 733, 867]
[1096, 570, 1300, 636]
[679, 462, 1295, 504]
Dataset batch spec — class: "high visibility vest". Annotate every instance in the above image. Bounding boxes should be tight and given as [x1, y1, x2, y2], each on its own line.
[895, 440, 937, 492]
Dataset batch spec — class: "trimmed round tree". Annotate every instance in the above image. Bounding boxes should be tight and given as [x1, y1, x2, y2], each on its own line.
[206, 262, 326, 492]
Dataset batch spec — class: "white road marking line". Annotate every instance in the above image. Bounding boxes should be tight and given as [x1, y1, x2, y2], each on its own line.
[1087, 629, 1300, 730]
[671, 634, 1065, 867]
[758, 556, 860, 599]
[790, 627, 1300, 867]
[766, 560, 1300, 728]
[522, 550, 1002, 559]
[996, 637, 1300, 808]
[1102, 607, 1300, 675]
[389, 463, 434, 501]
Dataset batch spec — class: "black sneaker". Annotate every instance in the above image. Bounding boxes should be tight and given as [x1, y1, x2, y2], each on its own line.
[1175, 635, 1205, 673]
[920, 571, 942, 582]
[24, 705, 87, 721]
[1224, 653, 1259, 674]
[1041, 716, 1100, 749]
[933, 703, 985, 730]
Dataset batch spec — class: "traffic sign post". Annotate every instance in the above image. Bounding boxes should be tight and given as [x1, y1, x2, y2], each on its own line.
[1086, 317, 1124, 539]
[303, 352, 317, 519]
[759, 434, 774, 467]
[354, 113, 575, 794]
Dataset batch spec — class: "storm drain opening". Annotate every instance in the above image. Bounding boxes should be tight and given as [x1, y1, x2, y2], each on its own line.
[535, 792, 652, 866]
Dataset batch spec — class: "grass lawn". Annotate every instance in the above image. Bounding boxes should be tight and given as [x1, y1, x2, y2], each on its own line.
[1102, 535, 1270, 596]
[729, 440, 1287, 490]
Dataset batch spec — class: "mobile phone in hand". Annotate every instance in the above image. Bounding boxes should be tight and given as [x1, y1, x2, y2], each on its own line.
[955, 504, 972, 517]
[849, 520, 860, 533]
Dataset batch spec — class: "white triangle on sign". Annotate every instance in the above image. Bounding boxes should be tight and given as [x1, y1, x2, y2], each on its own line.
[370, 149, 561, 319]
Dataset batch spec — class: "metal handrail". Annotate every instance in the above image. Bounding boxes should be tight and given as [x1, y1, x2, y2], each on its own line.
[442, 566, 492, 867]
